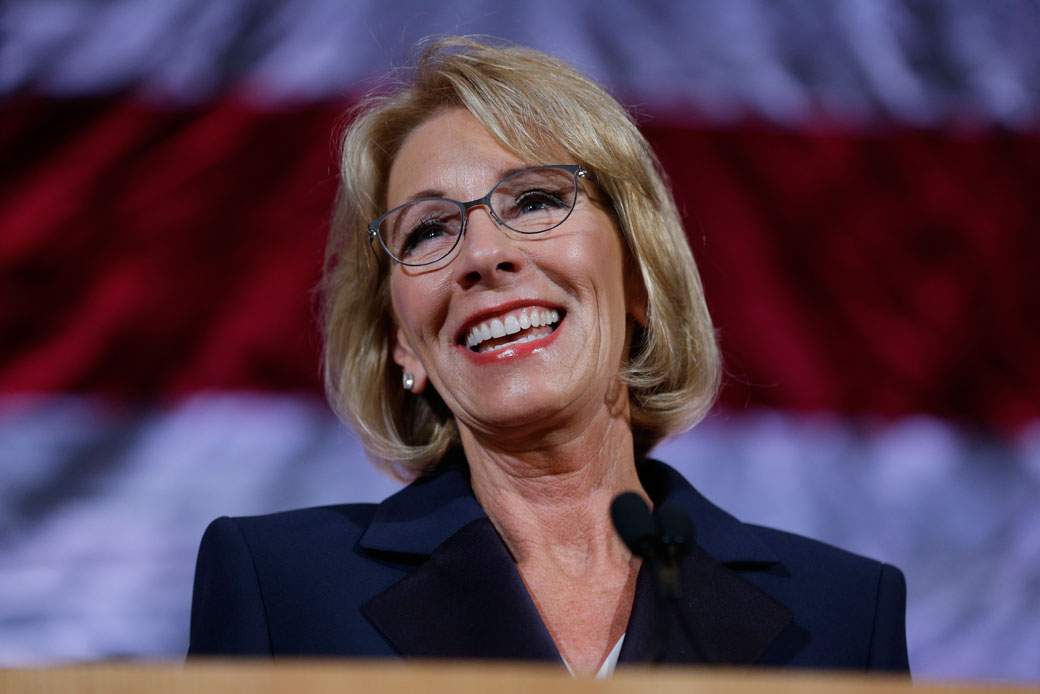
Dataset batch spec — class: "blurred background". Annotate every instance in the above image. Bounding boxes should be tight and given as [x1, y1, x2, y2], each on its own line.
[1, 0, 1039, 683]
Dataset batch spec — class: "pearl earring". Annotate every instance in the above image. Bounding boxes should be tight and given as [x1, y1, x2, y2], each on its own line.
[402, 372, 415, 391]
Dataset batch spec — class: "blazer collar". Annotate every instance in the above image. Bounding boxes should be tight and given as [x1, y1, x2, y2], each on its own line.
[635, 459, 779, 565]
[360, 458, 778, 564]
[358, 458, 486, 557]
[360, 457, 792, 664]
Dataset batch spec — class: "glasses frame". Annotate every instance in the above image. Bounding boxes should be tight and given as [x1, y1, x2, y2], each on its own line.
[368, 164, 588, 267]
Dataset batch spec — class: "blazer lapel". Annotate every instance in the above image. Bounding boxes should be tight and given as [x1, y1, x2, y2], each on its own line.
[357, 461, 558, 661]
[357, 459, 486, 557]
[361, 517, 560, 661]
[619, 459, 794, 665]
[619, 544, 792, 665]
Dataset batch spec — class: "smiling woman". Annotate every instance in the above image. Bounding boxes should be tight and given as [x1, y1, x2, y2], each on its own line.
[188, 37, 909, 677]
[325, 37, 720, 474]
[386, 108, 643, 461]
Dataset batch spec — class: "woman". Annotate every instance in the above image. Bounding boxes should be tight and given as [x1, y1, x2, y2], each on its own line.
[189, 37, 909, 676]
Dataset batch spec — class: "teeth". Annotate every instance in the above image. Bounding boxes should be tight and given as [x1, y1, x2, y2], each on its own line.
[464, 307, 562, 351]
[482, 332, 545, 353]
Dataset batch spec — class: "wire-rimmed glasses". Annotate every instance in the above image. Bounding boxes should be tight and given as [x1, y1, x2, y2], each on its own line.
[368, 165, 588, 266]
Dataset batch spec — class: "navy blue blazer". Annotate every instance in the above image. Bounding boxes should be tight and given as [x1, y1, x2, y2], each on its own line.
[188, 458, 909, 671]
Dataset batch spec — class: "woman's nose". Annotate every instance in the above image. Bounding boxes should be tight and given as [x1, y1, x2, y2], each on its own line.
[452, 206, 525, 289]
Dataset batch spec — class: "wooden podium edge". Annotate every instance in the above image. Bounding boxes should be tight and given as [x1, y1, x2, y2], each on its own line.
[0, 660, 1035, 693]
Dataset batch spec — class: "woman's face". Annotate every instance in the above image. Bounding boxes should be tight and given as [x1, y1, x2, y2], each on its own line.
[387, 108, 645, 444]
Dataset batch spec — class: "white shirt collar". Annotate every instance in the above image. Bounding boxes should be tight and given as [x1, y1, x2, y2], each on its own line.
[562, 633, 625, 679]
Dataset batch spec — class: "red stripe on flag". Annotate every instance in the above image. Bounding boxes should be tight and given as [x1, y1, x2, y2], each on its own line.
[646, 124, 1040, 430]
[2, 97, 1038, 430]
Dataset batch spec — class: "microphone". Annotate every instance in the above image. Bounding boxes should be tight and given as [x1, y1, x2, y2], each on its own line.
[610, 492, 657, 559]
[610, 492, 715, 665]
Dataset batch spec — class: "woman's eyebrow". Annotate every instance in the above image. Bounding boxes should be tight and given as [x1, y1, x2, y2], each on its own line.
[400, 164, 545, 203]
[406, 188, 446, 202]
[498, 164, 536, 179]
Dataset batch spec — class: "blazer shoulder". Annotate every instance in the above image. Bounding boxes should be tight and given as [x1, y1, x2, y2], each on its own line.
[745, 523, 896, 574]
[190, 502, 391, 657]
[742, 522, 905, 613]
[227, 503, 379, 546]
[739, 523, 909, 672]
[211, 503, 386, 578]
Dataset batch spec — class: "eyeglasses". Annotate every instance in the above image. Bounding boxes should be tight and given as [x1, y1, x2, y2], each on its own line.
[368, 165, 588, 266]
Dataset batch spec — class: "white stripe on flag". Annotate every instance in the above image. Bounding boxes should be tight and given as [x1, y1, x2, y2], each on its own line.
[1, 394, 1038, 680]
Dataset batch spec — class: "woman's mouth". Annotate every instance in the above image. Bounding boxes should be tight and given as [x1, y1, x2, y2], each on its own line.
[463, 307, 563, 354]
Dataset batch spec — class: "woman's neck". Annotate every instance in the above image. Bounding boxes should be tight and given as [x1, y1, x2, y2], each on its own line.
[459, 406, 645, 676]
[461, 404, 646, 568]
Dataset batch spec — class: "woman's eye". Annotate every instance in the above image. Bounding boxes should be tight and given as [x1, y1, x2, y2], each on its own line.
[402, 219, 449, 254]
[514, 189, 566, 214]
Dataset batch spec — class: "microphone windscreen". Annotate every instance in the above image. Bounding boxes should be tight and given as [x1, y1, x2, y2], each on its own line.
[611, 492, 656, 558]
[656, 502, 694, 553]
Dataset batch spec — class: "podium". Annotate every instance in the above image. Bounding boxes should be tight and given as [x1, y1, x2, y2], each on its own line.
[1, 661, 1031, 694]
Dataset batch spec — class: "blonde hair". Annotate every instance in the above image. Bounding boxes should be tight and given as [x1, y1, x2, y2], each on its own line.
[323, 36, 720, 480]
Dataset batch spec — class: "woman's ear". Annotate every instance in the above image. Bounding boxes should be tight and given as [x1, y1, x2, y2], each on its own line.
[625, 262, 649, 328]
[392, 326, 428, 394]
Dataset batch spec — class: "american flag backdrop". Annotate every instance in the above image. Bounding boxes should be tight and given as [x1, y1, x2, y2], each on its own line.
[1, 0, 1039, 682]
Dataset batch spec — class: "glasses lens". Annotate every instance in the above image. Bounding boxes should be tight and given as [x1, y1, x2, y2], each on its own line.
[380, 199, 463, 265]
[491, 167, 578, 234]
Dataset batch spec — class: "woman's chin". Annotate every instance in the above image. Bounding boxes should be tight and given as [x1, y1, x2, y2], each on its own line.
[450, 375, 604, 445]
